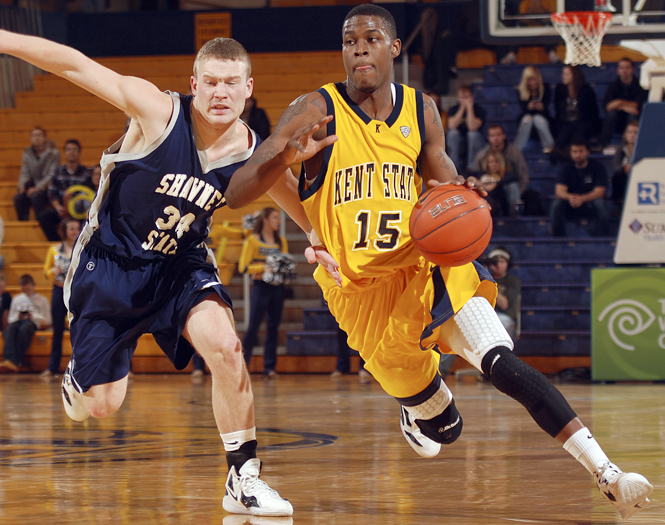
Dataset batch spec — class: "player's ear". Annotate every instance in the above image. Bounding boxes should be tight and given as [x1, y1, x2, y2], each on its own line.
[391, 38, 401, 60]
[246, 76, 254, 98]
[190, 75, 198, 96]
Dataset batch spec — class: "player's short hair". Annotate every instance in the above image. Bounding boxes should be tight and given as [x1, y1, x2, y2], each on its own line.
[18, 274, 34, 286]
[344, 4, 397, 41]
[193, 38, 252, 79]
[618, 57, 634, 67]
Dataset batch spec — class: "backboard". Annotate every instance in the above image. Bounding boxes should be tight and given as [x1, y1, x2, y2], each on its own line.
[480, 0, 665, 45]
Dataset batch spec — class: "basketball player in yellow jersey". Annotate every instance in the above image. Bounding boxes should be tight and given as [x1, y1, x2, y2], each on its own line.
[228, 4, 652, 519]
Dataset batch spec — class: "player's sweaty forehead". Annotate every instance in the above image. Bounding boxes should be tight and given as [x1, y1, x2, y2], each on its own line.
[342, 15, 391, 39]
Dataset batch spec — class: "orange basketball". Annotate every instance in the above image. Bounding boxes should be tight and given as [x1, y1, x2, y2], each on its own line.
[409, 184, 492, 267]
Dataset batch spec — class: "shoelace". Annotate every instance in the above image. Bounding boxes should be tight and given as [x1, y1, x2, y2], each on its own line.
[242, 471, 280, 498]
[595, 463, 622, 490]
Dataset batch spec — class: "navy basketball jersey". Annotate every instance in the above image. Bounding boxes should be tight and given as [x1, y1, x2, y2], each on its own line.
[88, 92, 259, 260]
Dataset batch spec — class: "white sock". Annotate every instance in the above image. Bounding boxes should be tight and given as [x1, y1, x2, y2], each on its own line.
[220, 428, 256, 452]
[562, 427, 611, 475]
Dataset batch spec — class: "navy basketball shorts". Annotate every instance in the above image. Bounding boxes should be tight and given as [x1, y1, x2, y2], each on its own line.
[66, 234, 233, 393]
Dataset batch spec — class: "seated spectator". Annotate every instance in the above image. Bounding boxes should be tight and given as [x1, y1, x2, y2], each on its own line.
[0, 273, 10, 331]
[471, 124, 528, 212]
[0, 274, 51, 372]
[487, 246, 521, 340]
[553, 65, 601, 157]
[241, 96, 271, 141]
[38, 140, 90, 241]
[600, 58, 647, 154]
[514, 65, 554, 154]
[611, 120, 638, 212]
[550, 137, 609, 237]
[478, 150, 512, 217]
[14, 127, 60, 221]
[40, 218, 81, 382]
[446, 84, 486, 173]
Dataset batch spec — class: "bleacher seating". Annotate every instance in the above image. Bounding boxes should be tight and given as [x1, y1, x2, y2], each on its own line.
[0, 49, 633, 375]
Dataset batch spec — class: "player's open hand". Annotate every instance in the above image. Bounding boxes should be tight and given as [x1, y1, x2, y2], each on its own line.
[283, 116, 338, 165]
[304, 245, 342, 287]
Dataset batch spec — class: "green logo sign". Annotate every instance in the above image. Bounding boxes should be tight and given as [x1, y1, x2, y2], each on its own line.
[591, 268, 665, 381]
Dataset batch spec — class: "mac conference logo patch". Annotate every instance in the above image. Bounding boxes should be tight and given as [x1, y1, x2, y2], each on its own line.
[400, 126, 411, 138]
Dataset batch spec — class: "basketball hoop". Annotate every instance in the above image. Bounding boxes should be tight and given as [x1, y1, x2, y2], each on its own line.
[551, 11, 612, 67]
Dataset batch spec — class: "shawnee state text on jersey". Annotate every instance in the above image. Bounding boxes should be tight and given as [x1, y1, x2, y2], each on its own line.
[87, 92, 258, 260]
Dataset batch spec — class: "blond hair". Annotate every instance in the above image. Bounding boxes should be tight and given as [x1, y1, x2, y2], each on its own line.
[481, 150, 506, 177]
[518, 65, 544, 102]
[193, 38, 251, 78]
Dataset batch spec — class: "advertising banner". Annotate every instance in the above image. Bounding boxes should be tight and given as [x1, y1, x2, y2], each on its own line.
[614, 158, 665, 264]
[592, 268, 665, 381]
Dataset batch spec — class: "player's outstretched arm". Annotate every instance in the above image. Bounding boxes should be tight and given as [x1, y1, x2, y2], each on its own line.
[226, 92, 337, 209]
[0, 30, 171, 131]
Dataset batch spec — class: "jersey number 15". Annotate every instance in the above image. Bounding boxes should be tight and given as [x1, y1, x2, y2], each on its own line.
[353, 210, 402, 251]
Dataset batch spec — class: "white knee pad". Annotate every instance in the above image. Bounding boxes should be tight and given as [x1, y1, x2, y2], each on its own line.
[404, 380, 453, 421]
[452, 297, 514, 371]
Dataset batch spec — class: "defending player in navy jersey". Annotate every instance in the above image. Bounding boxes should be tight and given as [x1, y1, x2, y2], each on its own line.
[226, 4, 652, 520]
[0, 31, 331, 517]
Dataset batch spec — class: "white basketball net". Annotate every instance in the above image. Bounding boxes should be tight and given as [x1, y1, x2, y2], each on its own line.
[551, 12, 612, 67]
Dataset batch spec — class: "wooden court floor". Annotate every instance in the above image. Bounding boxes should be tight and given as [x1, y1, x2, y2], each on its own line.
[0, 373, 662, 524]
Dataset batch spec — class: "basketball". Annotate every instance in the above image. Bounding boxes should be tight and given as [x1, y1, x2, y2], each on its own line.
[409, 184, 493, 267]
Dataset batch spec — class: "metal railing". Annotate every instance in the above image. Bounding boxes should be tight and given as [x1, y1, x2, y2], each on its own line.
[0, 0, 44, 109]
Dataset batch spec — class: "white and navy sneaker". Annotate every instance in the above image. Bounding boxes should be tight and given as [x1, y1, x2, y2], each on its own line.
[594, 462, 652, 519]
[223, 458, 293, 517]
[61, 365, 89, 422]
[399, 406, 441, 458]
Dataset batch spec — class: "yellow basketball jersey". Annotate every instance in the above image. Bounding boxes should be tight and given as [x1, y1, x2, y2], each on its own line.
[299, 82, 425, 283]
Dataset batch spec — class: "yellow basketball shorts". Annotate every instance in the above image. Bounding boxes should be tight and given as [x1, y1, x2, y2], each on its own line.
[315, 258, 497, 399]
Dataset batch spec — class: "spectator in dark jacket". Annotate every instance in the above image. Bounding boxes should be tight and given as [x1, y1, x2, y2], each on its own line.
[600, 58, 647, 153]
[553, 65, 601, 155]
[550, 136, 609, 237]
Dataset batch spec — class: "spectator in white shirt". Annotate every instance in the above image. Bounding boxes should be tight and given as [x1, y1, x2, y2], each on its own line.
[0, 274, 51, 372]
